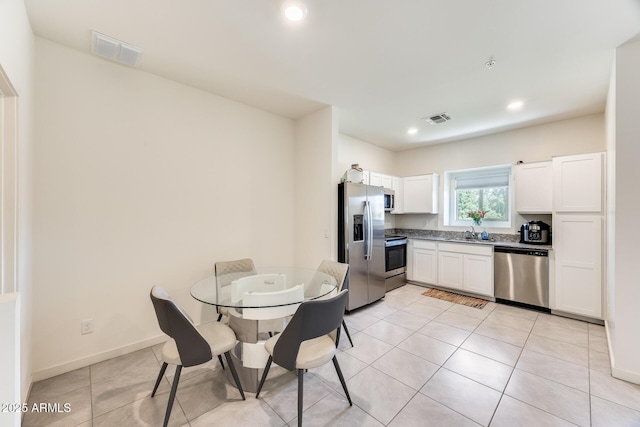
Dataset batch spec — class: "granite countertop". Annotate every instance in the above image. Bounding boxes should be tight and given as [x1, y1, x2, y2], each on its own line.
[387, 229, 553, 251]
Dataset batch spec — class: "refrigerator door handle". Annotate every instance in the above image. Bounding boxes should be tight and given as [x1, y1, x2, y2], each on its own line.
[364, 200, 373, 260]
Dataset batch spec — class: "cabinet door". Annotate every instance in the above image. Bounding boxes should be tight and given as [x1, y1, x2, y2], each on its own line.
[554, 214, 602, 318]
[369, 172, 383, 187]
[463, 255, 493, 297]
[361, 170, 370, 185]
[515, 161, 552, 213]
[403, 174, 439, 214]
[438, 251, 463, 290]
[413, 248, 438, 284]
[553, 153, 603, 213]
[381, 175, 393, 190]
[392, 177, 404, 213]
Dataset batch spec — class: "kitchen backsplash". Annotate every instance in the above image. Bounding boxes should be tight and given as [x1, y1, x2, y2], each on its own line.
[386, 228, 520, 243]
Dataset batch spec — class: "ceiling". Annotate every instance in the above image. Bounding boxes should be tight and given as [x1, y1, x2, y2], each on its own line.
[24, 0, 640, 151]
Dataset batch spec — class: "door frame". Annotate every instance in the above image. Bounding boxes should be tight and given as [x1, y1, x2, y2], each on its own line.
[0, 65, 19, 295]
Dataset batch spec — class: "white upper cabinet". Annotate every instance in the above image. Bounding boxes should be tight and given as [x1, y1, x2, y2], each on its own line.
[369, 171, 383, 187]
[392, 176, 404, 214]
[515, 161, 552, 213]
[382, 175, 393, 190]
[369, 172, 394, 190]
[403, 174, 439, 214]
[553, 153, 603, 213]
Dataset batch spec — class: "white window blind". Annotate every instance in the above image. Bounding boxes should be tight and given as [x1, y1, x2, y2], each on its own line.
[455, 173, 509, 190]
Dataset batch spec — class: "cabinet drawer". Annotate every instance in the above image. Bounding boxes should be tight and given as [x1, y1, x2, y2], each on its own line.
[438, 243, 492, 256]
[411, 239, 437, 250]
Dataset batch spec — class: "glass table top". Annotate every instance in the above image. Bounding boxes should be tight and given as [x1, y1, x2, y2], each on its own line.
[190, 266, 338, 309]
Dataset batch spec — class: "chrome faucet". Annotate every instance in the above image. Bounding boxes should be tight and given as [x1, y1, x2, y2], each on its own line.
[463, 226, 478, 240]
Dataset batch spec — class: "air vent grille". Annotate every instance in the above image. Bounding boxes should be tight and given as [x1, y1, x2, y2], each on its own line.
[422, 113, 452, 125]
[91, 31, 143, 67]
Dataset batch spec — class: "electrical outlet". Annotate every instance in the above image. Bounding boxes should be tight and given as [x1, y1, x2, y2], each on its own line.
[81, 319, 94, 335]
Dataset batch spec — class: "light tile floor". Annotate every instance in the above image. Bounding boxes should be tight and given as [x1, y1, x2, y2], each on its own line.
[23, 284, 640, 426]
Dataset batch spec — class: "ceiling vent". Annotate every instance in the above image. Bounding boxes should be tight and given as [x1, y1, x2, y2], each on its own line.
[91, 31, 143, 67]
[422, 113, 452, 125]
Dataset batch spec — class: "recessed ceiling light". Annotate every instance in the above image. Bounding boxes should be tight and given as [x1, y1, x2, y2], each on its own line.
[281, 0, 307, 21]
[507, 101, 524, 111]
[407, 128, 418, 135]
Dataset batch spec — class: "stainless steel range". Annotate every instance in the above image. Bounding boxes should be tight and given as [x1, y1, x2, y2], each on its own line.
[384, 235, 407, 292]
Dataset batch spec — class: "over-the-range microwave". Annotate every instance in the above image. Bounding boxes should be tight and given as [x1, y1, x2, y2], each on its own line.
[384, 188, 395, 212]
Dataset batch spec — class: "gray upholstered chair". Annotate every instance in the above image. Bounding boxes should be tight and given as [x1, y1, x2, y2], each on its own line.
[214, 258, 257, 322]
[316, 259, 354, 347]
[150, 286, 245, 427]
[255, 290, 352, 427]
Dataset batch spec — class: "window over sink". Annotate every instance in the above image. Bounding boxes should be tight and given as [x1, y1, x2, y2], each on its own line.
[444, 165, 512, 228]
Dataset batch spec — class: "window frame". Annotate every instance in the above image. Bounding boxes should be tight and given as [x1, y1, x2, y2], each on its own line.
[444, 165, 513, 229]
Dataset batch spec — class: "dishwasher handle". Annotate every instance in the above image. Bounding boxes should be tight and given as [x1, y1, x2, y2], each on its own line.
[494, 246, 549, 257]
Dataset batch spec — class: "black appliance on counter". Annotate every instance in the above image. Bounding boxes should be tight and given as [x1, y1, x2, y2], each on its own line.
[520, 221, 551, 245]
[384, 235, 407, 292]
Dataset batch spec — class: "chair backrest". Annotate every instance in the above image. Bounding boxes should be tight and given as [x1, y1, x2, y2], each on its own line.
[243, 283, 304, 320]
[316, 260, 349, 292]
[215, 258, 257, 288]
[215, 259, 257, 305]
[150, 286, 212, 367]
[272, 289, 348, 371]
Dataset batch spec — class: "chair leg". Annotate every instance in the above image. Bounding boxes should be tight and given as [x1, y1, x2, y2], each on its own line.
[342, 320, 354, 347]
[224, 352, 246, 400]
[255, 356, 273, 398]
[163, 365, 181, 427]
[151, 362, 168, 397]
[333, 356, 352, 406]
[217, 354, 225, 370]
[297, 369, 304, 427]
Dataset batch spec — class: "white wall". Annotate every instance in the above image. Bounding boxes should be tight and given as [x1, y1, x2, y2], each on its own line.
[33, 38, 298, 378]
[0, 294, 20, 426]
[394, 114, 605, 176]
[293, 107, 335, 268]
[606, 38, 640, 383]
[338, 133, 397, 229]
[392, 114, 605, 232]
[0, 0, 35, 403]
[338, 133, 396, 176]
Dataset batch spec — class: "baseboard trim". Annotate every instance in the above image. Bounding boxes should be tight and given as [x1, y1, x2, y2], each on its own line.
[605, 320, 640, 385]
[611, 366, 640, 385]
[22, 374, 33, 403]
[32, 335, 167, 382]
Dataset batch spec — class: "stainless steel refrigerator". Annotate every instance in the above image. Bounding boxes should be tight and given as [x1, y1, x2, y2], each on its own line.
[338, 182, 386, 311]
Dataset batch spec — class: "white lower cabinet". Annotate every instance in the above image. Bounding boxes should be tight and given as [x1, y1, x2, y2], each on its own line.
[408, 240, 494, 297]
[463, 254, 493, 296]
[553, 214, 603, 318]
[407, 240, 437, 284]
[438, 243, 494, 297]
[438, 251, 463, 289]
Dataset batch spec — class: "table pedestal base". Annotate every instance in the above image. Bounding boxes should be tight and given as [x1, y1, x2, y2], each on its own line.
[226, 309, 286, 393]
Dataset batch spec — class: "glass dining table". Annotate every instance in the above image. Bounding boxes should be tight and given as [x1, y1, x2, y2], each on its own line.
[191, 267, 338, 391]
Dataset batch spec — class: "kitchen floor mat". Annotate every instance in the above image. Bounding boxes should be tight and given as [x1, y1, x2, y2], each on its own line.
[422, 288, 489, 309]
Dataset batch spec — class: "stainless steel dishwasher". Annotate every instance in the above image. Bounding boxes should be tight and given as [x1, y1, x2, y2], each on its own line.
[494, 246, 549, 308]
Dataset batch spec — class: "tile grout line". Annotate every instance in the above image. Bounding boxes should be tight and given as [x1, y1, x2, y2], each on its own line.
[498, 312, 594, 427]
[345, 290, 445, 425]
[486, 311, 534, 426]
[386, 293, 495, 425]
